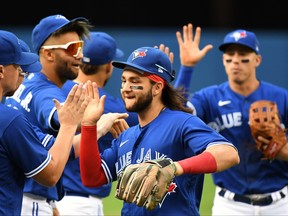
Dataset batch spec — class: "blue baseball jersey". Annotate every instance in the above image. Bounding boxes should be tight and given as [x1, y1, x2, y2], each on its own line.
[98, 108, 235, 216]
[176, 66, 288, 195]
[0, 104, 51, 215]
[5, 72, 68, 201]
[6, 72, 65, 137]
[187, 81, 288, 195]
[61, 80, 139, 197]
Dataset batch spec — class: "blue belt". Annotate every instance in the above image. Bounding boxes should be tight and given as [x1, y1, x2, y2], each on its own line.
[65, 191, 89, 198]
[219, 188, 286, 206]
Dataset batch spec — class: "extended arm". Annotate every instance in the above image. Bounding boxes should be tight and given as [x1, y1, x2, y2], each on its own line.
[174, 23, 213, 93]
[33, 83, 90, 186]
[79, 81, 128, 186]
[175, 144, 240, 175]
[72, 112, 129, 157]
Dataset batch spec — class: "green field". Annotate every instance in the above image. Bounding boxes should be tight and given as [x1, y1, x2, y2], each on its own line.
[103, 174, 215, 216]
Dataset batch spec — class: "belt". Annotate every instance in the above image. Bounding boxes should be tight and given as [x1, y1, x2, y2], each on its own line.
[219, 188, 286, 206]
[23, 193, 56, 204]
[65, 191, 89, 198]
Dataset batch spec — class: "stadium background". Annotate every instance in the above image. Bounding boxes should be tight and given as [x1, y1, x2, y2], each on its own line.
[2, 1, 287, 98]
[1, 1, 287, 215]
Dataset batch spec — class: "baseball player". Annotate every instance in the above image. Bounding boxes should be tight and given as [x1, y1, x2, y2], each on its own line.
[4, 14, 93, 215]
[58, 32, 138, 215]
[79, 46, 240, 216]
[174, 23, 288, 215]
[0, 30, 97, 215]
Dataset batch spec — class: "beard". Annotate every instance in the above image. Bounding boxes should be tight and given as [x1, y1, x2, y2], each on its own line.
[4, 90, 15, 97]
[125, 89, 153, 113]
[55, 58, 79, 82]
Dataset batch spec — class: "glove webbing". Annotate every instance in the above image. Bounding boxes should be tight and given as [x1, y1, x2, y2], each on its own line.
[147, 158, 173, 168]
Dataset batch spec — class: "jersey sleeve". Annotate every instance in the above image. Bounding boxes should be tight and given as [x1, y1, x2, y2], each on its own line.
[182, 114, 235, 155]
[3, 114, 51, 178]
[33, 87, 67, 133]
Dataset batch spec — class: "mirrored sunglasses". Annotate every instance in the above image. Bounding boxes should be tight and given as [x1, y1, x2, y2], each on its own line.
[41, 40, 84, 57]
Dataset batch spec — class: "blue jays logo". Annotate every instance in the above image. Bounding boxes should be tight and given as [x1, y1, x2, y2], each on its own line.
[55, 15, 68, 21]
[132, 49, 147, 60]
[159, 182, 177, 208]
[230, 30, 247, 42]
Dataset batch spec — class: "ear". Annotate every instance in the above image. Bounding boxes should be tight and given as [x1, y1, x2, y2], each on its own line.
[106, 62, 113, 74]
[255, 55, 262, 68]
[41, 49, 54, 61]
[0, 65, 4, 79]
[222, 54, 226, 66]
[153, 82, 164, 96]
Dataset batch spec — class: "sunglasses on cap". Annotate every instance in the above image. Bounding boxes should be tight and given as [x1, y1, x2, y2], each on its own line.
[41, 40, 84, 57]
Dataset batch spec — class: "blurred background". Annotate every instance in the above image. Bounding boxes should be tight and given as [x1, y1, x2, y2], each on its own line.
[3, 0, 287, 29]
[2, 0, 287, 97]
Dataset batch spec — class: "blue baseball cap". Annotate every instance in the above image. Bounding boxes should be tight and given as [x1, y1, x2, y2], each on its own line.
[112, 47, 174, 82]
[82, 32, 124, 65]
[19, 39, 42, 73]
[0, 30, 38, 66]
[219, 29, 260, 54]
[32, 14, 88, 53]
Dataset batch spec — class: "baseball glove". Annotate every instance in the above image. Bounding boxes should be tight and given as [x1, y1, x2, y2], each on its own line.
[249, 100, 287, 160]
[115, 158, 176, 210]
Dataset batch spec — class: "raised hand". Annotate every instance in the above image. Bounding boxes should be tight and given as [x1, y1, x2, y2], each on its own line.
[176, 23, 213, 67]
[156, 44, 174, 64]
[82, 80, 106, 126]
[54, 83, 90, 128]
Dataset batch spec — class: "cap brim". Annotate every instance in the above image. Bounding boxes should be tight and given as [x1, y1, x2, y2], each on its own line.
[115, 49, 124, 59]
[21, 61, 42, 73]
[16, 52, 39, 66]
[219, 42, 256, 53]
[219, 42, 243, 51]
[112, 61, 147, 74]
[219, 43, 230, 51]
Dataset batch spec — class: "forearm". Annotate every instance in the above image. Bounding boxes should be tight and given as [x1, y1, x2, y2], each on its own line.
[175, 145, 240, 175]
[72, 134, 80, 158]
[206, 145, 240, 172]
[72, 128, 102, 158]
[97, 121, 110, 139]
[48, 125, 78, 181]
[80, 125, 107, 187]
[173, 66, 194, 91]
[176, 152, 217, 175]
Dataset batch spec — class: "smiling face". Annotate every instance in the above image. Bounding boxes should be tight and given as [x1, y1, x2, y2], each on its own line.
[40, 32, 84, 86]
[120, 69, 155, 113]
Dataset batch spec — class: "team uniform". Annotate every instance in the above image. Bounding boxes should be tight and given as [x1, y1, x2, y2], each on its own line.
[5, 72, 69, 214]
[0, 104, 52, 215]
[56, 80, 138, 214]
[175, 66, 288, 214]
[92, 108, 235, 216]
